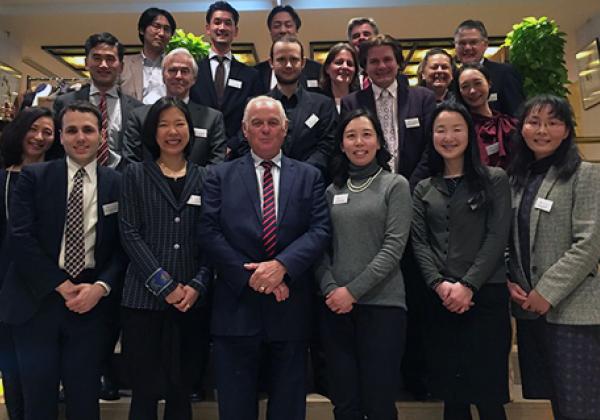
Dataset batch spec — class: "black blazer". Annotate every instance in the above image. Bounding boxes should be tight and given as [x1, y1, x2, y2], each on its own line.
[341, 77, 436, 185]
[0, 159, 125, 324]
[483, 59, 525, 117]
[255, 58, 322, 94]
[121, 101, 226, 167]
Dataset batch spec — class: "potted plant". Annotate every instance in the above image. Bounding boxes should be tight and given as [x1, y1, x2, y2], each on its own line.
[165, 29, 210, 61]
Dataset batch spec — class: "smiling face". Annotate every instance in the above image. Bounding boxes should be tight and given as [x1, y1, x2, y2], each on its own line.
[60, 110, 101, 166]
[205, 10, 238, 50]
[243, 100, 288, 160]
[350, 23, 375, 52]
[365, 45, 399, 89]
[85, 43, 123, 90]
[458, 68, 490, 112]
[156, 106, 190, 158]
[422, 53, 453, 92]
[163, 53, 196, 99]
[433, 110, 469, 166]
[142, 14, 173, 53]
[521, 105, 570, 160]
[326, 49, 356, 87]
[22, 116, 54, 162]
[454, 27, 488, 64]
[341, 116, 380, 167]
[269, 11, 298, 41]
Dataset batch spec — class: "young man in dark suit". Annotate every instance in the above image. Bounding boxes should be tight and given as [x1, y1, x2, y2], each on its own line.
[199, 96, 330, 420]
[189, 1, 261, 157]
[0, 101, 125, 419]
[122, 47, 226, 166]
[53, 32, 143, 171]
[454, 19, 525, 117]
[255, 5, 322, 94]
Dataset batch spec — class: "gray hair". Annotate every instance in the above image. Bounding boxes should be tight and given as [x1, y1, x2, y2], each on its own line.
[162, 47, 199, 78]
[242, 96, 287, 125]
[346, 17, 379, 42]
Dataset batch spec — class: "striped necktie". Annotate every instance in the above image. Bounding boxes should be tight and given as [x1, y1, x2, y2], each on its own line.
[261, 161, 277, 258]
[97, 92, 110, 166]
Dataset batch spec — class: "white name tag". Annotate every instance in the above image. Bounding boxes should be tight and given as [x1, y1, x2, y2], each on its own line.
[404, 117, 420, 128]
[187, 195, 202, 206]
[306, 79, 319, 88]
[488, 92, 498, 102]
[227, 78, 242, 89]
[333, 194, 348, 205]
[534, 197, 553, 213]
[102, 202, 118, 215]
[305, 113, 319, 128]
[486, 142, 500, 156]
[194, 128, 208, 138]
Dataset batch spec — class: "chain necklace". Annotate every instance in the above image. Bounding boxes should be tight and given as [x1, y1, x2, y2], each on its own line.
[346, 167, 383, 193]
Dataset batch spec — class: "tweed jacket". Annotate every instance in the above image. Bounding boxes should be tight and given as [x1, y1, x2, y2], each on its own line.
[119, 53, 144, 101]
[508, 162, 600, 324]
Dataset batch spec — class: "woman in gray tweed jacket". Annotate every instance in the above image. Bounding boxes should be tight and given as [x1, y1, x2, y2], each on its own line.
[507, 95, 600, 420]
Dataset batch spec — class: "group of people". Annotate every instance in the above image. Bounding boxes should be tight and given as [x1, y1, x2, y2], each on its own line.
[0, 2, 599, 420]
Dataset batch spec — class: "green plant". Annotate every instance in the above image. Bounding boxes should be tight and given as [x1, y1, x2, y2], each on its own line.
[166, 29, 210, 61]
[504, 16, 569, 97]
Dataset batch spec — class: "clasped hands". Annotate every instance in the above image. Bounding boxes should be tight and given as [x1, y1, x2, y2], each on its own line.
[244, 260, 289, 303]
[434, 281, 474, 314]
[165, 284, 200, 312]
[507, 280, 550, 315]
[56, 280, 105, 314]
[326, 286, 356, 314]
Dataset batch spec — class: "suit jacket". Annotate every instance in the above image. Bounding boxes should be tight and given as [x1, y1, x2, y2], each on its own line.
[119, 53, 144, 101]
[508, 162, 600, 325]
[122, 101, 226, 167]
[341, 78, 436, 186]
[190, 57, 261, 141]
[0, 159, 125, 325]
[198, 154, 330, 340]
[53, 84, 144, 170]
[483, 58, 525, 117]
[255, 58, 322, 94]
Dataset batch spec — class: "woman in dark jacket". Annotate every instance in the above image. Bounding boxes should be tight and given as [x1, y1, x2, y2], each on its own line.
[119, 97, 211, 420]
[319, 43, 359, 113]
[411, 101, 511, 420]
[417, 48, 456, 103]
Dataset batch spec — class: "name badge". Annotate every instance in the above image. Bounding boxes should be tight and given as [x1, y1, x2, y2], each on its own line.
[486, 142, 500, 156]
[227, 78, 242, 89]
[306, 79, 319, 88]
[534, 197, 553, 213]
[187, 195, 202, 206]
[305, 113, 319, 128]
[404, 117, 420, 128]
[102, 202, 118, 215]
[194, 128, 208, 138]
[333, 194, 348, 205]
[488, 92, 498, 102]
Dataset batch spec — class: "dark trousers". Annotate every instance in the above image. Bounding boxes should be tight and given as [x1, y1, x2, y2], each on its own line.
[319, 303, 406, 420]
[12, 293, 107, 420]
[213, 335, 307, 420]
[0, 323, 24, 420]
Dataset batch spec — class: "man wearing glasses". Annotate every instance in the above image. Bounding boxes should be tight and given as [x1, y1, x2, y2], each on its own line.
[120, 7, 177, 104]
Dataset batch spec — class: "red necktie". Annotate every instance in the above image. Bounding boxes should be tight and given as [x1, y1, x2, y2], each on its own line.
[361, 73, 371, 90]
[261, 161, 277, 258]
[97, 93, 109, 166]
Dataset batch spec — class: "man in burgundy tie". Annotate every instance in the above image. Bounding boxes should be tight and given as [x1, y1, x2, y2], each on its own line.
[199, 96, 330, 420]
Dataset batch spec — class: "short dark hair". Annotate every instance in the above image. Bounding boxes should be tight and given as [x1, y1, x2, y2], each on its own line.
[270, 34, 304, 61]
[319, 42, 359, 95]
[346, 17, 379, 42]
[58, 100, 102, 133]
[206, 1, 239, 26]
[359, 34, 403, 70]
[417, 48, 456, 86]
[137, 7, 177, 43]
[84, 32, 124, 62]
[141, 97, 193, 160]
[0, 107, 60, 167]
[267, 5, 301, 30]
[454, 19, 488, 40]
[508, 94, 580, 189]
[330, 108, 391, 188]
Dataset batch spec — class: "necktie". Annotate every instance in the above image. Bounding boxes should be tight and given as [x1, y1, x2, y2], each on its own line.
[214, 56, 226, 105]
[261, 161, 277, 258]
[64, 168, 86, 279]
[97, 93, 110, 166]
[361, 73, 371, 90]
[377, 89, 398, 172]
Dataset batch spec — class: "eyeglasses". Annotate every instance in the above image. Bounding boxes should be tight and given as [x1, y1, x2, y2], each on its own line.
[150, 22, 172, 35]
[455, 39, 484, 49]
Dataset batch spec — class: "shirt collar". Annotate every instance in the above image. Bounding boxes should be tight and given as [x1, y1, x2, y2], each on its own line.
[251, 150, 282, 169]
[90, 84, 118, 98]
[372, 78, 398, 100]
[209, 49, 233, 61]
[141, 51, 163, 66]
[66, 156, 97, 183]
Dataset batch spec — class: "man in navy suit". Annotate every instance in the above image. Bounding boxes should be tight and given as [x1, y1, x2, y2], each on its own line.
[0, 101, 125, 420]
[454, 19, 525, 117]
[199, 96, 330, 420]
[189, 1, 261, 157]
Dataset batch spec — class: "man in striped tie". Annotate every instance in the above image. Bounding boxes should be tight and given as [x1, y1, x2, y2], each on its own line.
[199, 95, 331, 420]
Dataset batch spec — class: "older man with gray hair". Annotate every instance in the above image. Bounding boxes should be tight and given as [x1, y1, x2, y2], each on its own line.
[122, 47, 226, 166]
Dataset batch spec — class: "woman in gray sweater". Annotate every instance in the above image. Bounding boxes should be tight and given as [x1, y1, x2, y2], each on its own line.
[411, 101, 512, 420]
[316, 109, 412, 420]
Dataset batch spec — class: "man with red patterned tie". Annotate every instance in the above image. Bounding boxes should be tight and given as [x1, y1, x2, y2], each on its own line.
[199, 96, 330, 420]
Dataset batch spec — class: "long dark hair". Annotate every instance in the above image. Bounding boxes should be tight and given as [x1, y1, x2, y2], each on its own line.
[454, 63, 491, 111]
[507, 94, 580, 189]
[142, 97, 194, 160]
[330, 108, 391, 188]
[319, 43, 359, 97]
[426, 100, 491, 205]
[0, 106, 62, 168]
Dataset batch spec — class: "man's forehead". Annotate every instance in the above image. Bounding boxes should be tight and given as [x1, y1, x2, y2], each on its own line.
[456, 28, 483, 39]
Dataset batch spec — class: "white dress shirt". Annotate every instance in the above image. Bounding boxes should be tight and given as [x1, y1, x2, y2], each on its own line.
[252, 151, 282, 219]
[141, 52, 166, 104]
[89, 84, 122, 169]
[209, 49, 233, 83]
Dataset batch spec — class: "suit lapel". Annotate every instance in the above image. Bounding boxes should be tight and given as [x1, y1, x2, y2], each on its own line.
[145, 161, 180, 210]
[529, 166, 560, 253]
[510, 186, 527, 282]
[222, 58, 242, 112]
[133, 54, 143, 99]
[52, 160, 69, 250]
[237, 154, 262, 224]
[178, 165, 201, 211]
[95, 166, 109, 249]
[361, 87, 377, 114]
[76, 85, 91, 101]
[277, 156, 296, 225]
[396, 81, 409, 155]
[200, 58, 219, 106]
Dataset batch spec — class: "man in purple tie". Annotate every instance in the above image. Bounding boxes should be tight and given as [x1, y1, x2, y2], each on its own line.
[199, 95, 330, 420]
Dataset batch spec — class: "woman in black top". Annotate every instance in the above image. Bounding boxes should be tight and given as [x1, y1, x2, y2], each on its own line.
[319, 43, 359, 113]
[119, 97, 211, 420]
[0, 106, 60, 420]
[417, 48, 456, 103]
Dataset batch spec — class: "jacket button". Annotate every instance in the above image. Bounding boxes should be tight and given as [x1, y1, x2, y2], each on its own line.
[174, 217, 181, 223]
[173, 243, 180, 250]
